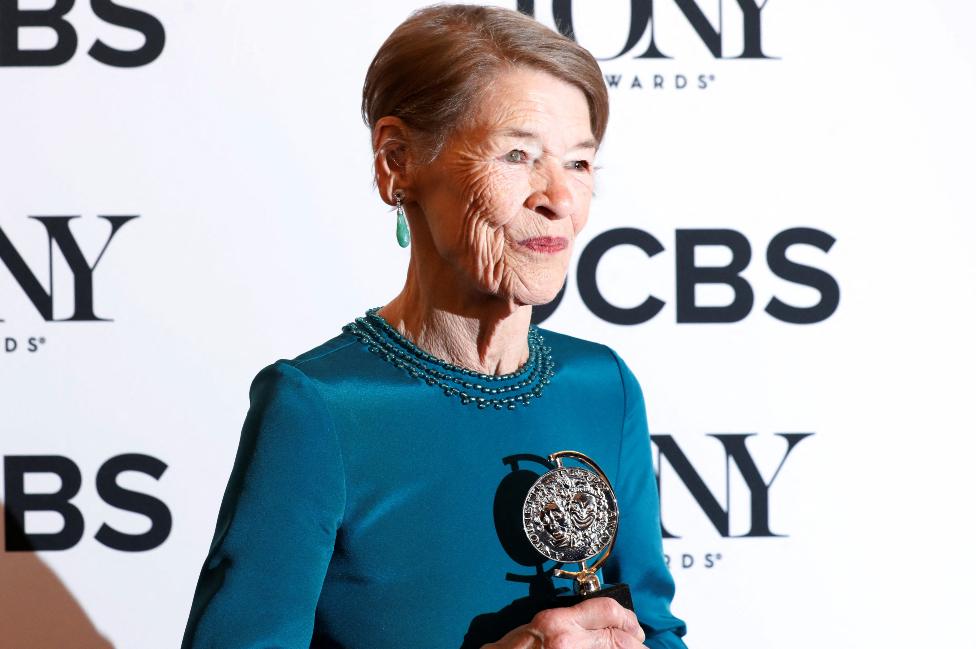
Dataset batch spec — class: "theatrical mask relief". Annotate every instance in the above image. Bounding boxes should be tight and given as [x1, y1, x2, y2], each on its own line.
[523, 466, 619, 563]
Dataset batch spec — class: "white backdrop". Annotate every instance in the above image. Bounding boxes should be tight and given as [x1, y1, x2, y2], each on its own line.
[1, 1, 975, 647]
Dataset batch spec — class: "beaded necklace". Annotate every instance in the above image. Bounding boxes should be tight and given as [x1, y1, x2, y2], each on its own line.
[342, 307, 555, 410]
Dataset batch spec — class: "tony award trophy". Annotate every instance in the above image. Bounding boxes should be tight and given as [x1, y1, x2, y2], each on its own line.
[522, 450, 633, 610]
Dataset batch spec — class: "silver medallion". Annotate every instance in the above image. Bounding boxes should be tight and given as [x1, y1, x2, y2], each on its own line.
[522, 465, 619, 563]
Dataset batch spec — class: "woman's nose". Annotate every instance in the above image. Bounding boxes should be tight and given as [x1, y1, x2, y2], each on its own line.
[525, 162, 574, 220]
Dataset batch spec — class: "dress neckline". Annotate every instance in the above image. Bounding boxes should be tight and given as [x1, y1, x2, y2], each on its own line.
[342, 307, 556, 411]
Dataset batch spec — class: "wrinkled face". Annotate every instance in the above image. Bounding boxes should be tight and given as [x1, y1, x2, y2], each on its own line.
[411, 67, 597, 306]
[570, 491, 597, 530]
[540, 501, 570, 546]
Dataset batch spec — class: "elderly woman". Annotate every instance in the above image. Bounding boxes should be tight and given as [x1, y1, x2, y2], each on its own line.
[182, 5, 686, 649]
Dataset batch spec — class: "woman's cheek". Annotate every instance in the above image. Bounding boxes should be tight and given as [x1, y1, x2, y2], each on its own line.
[465, 167, 523, 230]
[490, 167, 535, 227]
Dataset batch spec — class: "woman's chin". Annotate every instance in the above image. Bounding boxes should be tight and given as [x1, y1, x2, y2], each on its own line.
[476, 269, 566, 308]
[509, 283, 565, 308]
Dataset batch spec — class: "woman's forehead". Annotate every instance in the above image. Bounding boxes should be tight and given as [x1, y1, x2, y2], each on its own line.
[463, 69, 595, 147]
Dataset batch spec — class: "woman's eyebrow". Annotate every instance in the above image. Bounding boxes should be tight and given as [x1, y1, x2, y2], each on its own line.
[496, 128, 597, 152]
[571, 138, 598, 152]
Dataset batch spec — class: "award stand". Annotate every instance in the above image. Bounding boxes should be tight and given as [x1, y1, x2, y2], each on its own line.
[522, 450, 634, 611]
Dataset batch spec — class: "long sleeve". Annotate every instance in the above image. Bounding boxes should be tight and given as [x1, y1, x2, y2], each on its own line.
[603, 349, 688, 648]
[181, 360, 346, 649]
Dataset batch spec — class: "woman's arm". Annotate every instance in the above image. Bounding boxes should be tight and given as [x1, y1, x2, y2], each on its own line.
[181, 361, 346, 648]
[604, 348, 688, 649]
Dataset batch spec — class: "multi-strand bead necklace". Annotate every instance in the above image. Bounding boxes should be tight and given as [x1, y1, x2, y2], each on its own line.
[342, 307, 556, 410]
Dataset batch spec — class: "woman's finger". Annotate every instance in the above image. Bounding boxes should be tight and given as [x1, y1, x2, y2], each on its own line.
[607, 626, 650, 649]
[570, 597, 644, 640]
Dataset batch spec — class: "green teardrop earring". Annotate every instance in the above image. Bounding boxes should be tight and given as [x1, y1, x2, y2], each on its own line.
[394, 190, 410, 248]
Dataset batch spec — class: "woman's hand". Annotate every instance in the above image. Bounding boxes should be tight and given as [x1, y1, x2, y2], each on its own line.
[484, 597, 646, 649]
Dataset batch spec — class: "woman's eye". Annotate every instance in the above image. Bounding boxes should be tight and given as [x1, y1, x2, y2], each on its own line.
[569, 160, 591, 171]
[505, 149, 528, 163]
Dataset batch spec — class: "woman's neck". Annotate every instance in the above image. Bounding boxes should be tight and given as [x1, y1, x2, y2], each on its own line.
[376, 260, 533, 376]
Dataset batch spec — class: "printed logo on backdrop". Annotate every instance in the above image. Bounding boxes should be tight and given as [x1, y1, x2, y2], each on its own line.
[0, 217, 166, 553]
[0, 215, 138, 354]
[532, 227, 839, 325]
[0, 0, 165, 67]
[3, 454, 171, 552]
[652, 432, 812, 572]
[518, 0, 775, 91]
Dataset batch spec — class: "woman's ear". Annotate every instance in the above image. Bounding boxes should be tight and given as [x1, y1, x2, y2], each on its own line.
[372, 116, 416, 206]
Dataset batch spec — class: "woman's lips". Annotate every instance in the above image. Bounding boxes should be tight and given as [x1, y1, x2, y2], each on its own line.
[518, 236, 568, 253]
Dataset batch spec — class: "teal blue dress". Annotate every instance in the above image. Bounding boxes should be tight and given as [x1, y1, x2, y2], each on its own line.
[182, 309, 687, 648]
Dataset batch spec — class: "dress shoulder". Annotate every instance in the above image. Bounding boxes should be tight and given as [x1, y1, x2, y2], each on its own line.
[537, 326, 639, 399]
[260, 329, 368, 387]
[535, 325, 620, 366]
[288, 329, 361, 368]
